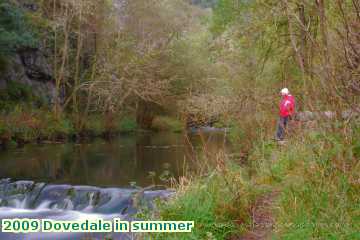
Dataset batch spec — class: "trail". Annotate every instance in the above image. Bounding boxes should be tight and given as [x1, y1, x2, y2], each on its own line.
[232, 191, 279, 240]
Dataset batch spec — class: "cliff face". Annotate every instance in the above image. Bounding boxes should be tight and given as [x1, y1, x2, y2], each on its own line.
[0, 0, 56, 104]
[0, 49, 56, 103]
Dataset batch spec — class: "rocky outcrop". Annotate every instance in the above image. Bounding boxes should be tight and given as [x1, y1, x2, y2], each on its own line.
[295, 109, 360, 121]
[0, 48, 56, 103]
[0, 0, 56, 104]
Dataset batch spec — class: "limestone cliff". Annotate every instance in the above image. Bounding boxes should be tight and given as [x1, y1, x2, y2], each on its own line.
[0, 49, 56, 103]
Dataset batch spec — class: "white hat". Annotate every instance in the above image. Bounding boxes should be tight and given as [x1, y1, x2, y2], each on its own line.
[280, 88, 289, 95]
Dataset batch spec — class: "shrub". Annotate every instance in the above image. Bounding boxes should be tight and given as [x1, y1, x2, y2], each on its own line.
[43, 113, 75, 139]
[82, 115, 106, 136]
[151, 116, 184, 133]
[118, 116, 138, 133]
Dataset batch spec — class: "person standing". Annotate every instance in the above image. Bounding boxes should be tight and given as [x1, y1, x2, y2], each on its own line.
[276, 88, 295, 141]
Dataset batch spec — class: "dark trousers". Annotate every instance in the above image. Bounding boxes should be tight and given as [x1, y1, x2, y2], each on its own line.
[276, 116, 289, 140]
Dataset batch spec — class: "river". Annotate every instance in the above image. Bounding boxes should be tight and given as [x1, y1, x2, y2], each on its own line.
[0, 129, 230, 239]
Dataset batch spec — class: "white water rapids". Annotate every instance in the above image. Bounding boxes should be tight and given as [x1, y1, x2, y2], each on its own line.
[0, 179, 173, 240]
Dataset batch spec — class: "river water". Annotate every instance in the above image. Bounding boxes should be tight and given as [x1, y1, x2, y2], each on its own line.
[0, 129, 230, 239]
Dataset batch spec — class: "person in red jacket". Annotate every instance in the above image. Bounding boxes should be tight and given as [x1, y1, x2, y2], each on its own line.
[276, 88, 295, 141]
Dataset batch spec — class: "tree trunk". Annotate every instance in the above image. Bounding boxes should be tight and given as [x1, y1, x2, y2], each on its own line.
[136, 100, 155, 129]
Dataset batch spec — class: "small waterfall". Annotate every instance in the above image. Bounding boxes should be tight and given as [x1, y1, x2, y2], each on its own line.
[0, 179, 174, 240]
[83, 192, 95, 212]
[36, 200, 52, 210]
[11, 198, 28, 209]
[63, 198, 74, 210]
[0, 179, 173, 214]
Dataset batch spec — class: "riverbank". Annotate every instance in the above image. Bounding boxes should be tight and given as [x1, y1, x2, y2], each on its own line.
[0, 104, 188, 148]
[145, 119, 360, 239]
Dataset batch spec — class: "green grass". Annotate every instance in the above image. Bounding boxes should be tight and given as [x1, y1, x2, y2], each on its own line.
[249, 122, 360, 240]
[143, 161, 259, 240]
[143, 120, 360, 240]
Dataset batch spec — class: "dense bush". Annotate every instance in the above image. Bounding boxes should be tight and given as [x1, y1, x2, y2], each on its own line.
[118, 116, 138, 133]
[151, 116, 184, 133]
[0, 81, 45, 111]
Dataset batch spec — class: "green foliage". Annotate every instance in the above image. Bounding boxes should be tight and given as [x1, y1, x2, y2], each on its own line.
[0, 81, 45, 112]
[117, 116, 138, 133]
[0, 1, 38, 57]
[151, 116, 184, 133]
[210, 0, 244, 35]
[44, 114, 75, 139]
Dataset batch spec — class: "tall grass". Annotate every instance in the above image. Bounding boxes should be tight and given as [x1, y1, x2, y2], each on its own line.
[140, 145, 260, 239]
[144, 117, 359, 240]
[249, 121, 360, 239]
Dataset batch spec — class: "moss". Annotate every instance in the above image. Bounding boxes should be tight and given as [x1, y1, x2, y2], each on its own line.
[151, 116, 184, 133]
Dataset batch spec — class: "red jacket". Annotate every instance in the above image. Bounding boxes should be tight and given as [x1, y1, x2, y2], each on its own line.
[280, 95, 295, 117]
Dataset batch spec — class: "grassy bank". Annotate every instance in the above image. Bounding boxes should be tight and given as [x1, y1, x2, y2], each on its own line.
[0, 105, 140, 146]
[250, 122, 360, 239]
[0, 106, 188, 148]
[144, 119, 360, 239]
[141, 160, 260, 239]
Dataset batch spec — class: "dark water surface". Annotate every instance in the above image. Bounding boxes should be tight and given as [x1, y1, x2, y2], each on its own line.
[0, 130, 230, 187]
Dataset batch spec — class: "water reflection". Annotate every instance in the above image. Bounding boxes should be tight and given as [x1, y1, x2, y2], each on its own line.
[0, 131, 230, 187]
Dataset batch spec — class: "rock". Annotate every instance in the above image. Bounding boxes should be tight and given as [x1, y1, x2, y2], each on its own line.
[342, 109, 360, 120]
[322, 111, 336, 119]
[0, 0, 56, 104]
[19, 49, 53, 82]
[14, 0, 40, 12]
[0, 49, 56, 104]
[295, 109, 360, 122]
[295, 111, 316, 121]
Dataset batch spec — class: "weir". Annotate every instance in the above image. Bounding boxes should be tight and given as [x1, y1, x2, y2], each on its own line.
[0, 130, 230, 239]
[0, 179, 173, 240]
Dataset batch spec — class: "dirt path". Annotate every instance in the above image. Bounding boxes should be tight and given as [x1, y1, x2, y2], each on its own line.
[232, 191, 279, 240]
